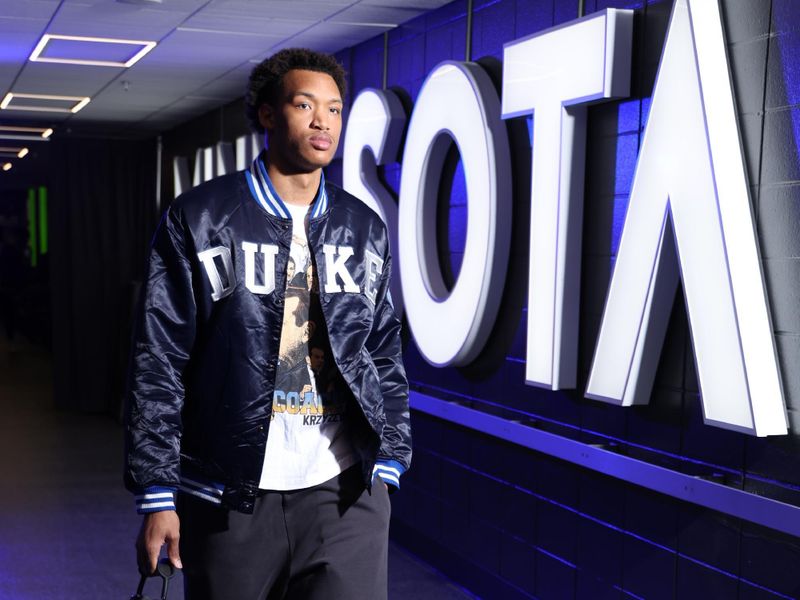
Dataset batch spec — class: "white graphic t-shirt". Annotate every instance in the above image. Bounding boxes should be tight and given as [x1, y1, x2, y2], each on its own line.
[259, 202, 357, 490]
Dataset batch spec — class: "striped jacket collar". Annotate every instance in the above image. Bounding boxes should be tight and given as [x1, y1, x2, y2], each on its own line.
[244, 153, 329, 220]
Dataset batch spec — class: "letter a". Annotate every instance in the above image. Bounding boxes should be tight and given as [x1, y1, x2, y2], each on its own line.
[586, 0, 787, 436]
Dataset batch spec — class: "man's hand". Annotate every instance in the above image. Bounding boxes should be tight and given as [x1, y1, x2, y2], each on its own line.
[136, 510, 182, 576]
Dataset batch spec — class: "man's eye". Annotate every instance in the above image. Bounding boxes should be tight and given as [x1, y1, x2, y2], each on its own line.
[298, 103, 311, 109]
[330, 107, 341, 115]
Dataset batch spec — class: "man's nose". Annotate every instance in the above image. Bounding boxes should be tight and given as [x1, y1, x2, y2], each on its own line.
[311, 108, 329, 130]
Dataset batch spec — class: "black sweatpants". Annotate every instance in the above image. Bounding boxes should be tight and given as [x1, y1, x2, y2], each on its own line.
[177, 464, 390, 600]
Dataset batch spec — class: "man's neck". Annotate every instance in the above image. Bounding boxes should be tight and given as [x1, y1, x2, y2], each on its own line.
[265, 154, 321, 207]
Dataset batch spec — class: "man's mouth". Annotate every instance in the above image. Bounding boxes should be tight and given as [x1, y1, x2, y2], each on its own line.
[309, 134, 333, 151]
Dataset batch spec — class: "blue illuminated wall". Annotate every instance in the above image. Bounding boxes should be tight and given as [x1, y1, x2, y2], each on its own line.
[325, 1, 800, 598]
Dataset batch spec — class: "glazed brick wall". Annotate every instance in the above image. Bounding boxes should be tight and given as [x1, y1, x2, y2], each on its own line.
[328, 0, 800, 598]
[160, 0, 800, 596]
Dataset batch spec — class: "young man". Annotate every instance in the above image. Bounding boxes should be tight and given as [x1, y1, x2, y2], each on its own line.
[125, 48, 411, 600]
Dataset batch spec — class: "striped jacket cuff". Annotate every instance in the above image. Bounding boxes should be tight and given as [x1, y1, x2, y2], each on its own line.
[373, 459, 406, 489]
[178, 475, 224, 504]
[135, 486, 177, 514]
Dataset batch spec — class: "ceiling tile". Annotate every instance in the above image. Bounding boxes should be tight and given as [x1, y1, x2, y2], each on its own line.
[0, 20, 53, 62]
[360, 0, 452, 8]
[0, 0, 60, 20]
[0, 0, 449, 137]
[328, 4, 421, 26]
[49, 1, 203, 39]
[13, 62, 121, 96]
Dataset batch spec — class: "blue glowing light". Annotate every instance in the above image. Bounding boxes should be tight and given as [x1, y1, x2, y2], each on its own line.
[773, 2, 800, 174]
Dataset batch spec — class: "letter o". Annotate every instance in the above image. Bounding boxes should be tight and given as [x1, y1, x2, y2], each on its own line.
[398, 61, 511, 366]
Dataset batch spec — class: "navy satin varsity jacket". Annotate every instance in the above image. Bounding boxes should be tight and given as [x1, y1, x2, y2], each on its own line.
[124, 156, 411, 515]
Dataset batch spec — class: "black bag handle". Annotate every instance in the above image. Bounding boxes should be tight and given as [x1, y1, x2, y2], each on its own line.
[130, 558, 178, 600]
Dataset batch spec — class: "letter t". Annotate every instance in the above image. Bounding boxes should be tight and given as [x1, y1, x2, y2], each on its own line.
[501, 9, 633, 390]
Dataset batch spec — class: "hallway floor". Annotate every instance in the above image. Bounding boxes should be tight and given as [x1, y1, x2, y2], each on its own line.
[0, 335, 472, 599]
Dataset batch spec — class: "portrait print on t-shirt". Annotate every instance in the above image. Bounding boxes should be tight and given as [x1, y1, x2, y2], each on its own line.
[259, 202, 356, 491]
[273, 236, 347, 423]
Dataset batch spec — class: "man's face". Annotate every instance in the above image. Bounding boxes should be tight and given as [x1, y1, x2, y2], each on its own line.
[259, 69, 343, 172]
[306, 264, 316, 291]
[310, 347, 325, 372]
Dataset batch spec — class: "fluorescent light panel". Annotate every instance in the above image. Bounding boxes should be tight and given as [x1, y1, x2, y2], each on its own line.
[0, 125, 52, 137]
[0, 147, 28, 158]
[29, 34, 157, 68]
[1, 93, 90, 114]
[2, 163, 11, 171]
[0, 126, 52, 141]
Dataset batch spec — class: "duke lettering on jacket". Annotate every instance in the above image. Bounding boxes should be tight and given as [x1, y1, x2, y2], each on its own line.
[198, 242, 382, 301]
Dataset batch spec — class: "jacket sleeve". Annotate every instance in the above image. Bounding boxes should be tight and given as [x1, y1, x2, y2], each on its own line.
[365, 250, 411, 490]
[124, 205, 197, 513]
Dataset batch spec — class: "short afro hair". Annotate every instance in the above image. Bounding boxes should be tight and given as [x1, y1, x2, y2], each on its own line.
[245, 48, 347, 134]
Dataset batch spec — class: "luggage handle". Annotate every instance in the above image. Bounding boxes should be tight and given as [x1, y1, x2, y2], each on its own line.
[130, 558, 178, 600]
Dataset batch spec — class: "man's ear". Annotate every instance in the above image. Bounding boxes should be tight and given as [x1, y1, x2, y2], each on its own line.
[258, 103, 275, 131]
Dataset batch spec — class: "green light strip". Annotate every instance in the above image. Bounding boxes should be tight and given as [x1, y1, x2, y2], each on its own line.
[27, 187, 37, 267]
[38, 186, 47, 255]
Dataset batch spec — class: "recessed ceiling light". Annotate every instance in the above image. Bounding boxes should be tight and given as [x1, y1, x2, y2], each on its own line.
[30, 34, 157, 68]
[0, 146, 28, 157]
[0, 125, 52, 141]
[1, 93, 91, 114]
[2, 163, 11, 171]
